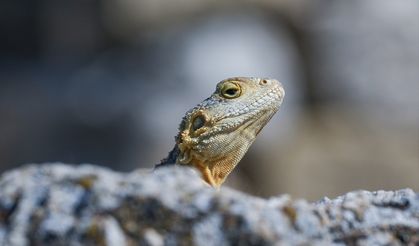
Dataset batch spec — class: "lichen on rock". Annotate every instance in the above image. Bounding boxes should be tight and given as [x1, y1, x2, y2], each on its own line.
[0, 164, 418, 245]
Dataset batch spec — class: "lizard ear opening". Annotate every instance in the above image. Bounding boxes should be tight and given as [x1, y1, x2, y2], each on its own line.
[190, 111, 210, 136]
[192, 114, 206, 131]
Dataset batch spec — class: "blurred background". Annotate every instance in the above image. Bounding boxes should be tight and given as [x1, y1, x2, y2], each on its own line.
[0, 0, 418, 200]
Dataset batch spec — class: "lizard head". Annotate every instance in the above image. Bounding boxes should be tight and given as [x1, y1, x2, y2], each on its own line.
[176, 77, 284, 187]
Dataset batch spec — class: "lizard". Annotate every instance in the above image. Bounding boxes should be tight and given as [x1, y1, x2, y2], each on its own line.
[155, 77, 285, 187]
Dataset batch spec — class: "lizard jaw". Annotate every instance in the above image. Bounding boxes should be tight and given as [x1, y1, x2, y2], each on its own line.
[176, 108, 279, 187]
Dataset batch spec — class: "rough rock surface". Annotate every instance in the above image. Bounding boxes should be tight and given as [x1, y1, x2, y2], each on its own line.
[0, 164, 417, 245]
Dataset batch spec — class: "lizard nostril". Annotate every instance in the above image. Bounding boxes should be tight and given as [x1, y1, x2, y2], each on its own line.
[260, 79, 268, 85]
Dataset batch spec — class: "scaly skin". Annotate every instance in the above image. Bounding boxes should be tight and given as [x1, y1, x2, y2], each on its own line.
[156, 77, 285, 187]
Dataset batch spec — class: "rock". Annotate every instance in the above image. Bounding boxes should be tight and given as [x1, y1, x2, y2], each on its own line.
[0, 164, 418, 245]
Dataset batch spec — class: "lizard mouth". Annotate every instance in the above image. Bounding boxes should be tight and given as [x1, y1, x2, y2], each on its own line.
[232, 108, 277, 135]
[204, 107, 278, 138]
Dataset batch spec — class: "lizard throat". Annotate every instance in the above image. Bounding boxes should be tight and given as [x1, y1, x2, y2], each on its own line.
[176, 108, 277, 187]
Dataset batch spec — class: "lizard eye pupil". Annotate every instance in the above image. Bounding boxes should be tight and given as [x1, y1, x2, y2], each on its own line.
[220, 82, 241, 99]
[225, 88, 237, 95]
[192, 115, 206, 131]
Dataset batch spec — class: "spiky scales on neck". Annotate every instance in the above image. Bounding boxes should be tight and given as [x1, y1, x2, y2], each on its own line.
[157, 77, 284, 187]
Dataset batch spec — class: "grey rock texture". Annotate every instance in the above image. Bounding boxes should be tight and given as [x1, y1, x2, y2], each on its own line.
[0, 164, 418, 245]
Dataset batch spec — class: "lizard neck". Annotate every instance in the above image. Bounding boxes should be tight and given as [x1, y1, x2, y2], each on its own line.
[176, 133, 255, 187]
[156, 144, 231, 187]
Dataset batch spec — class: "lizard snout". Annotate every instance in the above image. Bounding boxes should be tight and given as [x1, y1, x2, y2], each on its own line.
[272, 79, 285, 98]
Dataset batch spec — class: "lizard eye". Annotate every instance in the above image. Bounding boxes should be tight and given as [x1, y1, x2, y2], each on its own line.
[220, 82, 241, 99]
